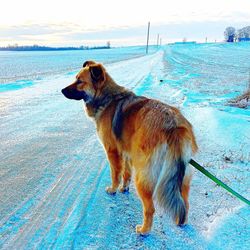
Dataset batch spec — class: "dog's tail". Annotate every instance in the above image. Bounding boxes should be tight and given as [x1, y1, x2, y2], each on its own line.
[154, 127, 196, 225]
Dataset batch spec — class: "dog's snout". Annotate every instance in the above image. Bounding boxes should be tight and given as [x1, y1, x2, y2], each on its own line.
[61, 87, 74, 99]
[61, 87, 70, 98]
[61, 88, 67, 96]
[61, 86, 88, 101]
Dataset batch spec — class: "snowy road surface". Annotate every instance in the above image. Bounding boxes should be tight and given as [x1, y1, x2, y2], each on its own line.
[0, 45, 249, 249]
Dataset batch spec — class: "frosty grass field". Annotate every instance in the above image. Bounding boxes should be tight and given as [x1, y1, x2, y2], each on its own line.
[0, 43, 249, 249]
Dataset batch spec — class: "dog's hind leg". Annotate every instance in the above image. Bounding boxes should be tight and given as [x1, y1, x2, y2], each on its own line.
[135, 173, 155, 234]
[119, 158, 131, 193]
[180, 169, 192, 224]
[106, 149, 123, 194]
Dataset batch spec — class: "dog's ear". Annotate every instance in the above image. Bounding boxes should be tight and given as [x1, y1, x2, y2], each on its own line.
[83, 60, 96, 68]
[89, 64, 105, 84]
[83, 61, 89, 68]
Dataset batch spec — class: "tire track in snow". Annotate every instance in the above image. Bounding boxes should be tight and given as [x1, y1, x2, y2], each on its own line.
[0, 51, 164, 249]
[52, 161, 108, 250]
[1, 144, 100, 249]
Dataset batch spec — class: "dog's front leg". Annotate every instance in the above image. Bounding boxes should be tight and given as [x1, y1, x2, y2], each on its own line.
[105, 149, 123, 194]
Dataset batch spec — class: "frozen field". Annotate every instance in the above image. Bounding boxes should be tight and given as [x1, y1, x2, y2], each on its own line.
[0, 43, 249, 249]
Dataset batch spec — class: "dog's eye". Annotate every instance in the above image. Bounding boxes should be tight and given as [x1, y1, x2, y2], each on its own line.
[76, 79, 82, 84]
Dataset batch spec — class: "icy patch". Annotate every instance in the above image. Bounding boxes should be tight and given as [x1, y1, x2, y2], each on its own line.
[0, 80, 35, 92]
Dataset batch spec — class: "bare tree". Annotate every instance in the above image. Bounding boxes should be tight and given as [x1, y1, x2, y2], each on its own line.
[224, 27, 236, 42]
[237, 26, 250, 41]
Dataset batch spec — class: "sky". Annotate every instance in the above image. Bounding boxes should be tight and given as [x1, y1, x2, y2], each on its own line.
[0, 0, 250, 47]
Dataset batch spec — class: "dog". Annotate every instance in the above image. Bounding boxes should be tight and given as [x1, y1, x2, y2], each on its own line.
[61, 60, 198, 234]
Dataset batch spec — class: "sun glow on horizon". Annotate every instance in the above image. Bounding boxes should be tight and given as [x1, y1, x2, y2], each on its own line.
[1, 0, 250, 46]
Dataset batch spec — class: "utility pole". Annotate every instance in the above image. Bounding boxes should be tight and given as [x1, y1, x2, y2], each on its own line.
[146, 22, 150, 54]
[157, 34, 159, 48]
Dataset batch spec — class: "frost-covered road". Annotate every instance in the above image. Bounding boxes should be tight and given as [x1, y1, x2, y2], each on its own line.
[0, 45, 249, 249]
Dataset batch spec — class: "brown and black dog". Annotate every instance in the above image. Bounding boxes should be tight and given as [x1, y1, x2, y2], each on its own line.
[62, 61, 198, 234]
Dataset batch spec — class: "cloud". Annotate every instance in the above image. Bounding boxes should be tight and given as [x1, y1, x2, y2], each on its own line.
[1, 0, 250, 46]
[0, 23, 79, 37]
[1, 17, 250, 46]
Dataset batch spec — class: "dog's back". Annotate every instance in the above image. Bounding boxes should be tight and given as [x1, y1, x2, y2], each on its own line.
[62, 61, 197, 234]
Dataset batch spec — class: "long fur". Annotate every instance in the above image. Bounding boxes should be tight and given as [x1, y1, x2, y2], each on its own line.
[154, 153, 188, 225]
[152, 127, 193, 225]
[61, 61, 198, 234]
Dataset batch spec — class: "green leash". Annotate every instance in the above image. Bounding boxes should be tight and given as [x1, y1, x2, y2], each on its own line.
[189, 159, 250, 206]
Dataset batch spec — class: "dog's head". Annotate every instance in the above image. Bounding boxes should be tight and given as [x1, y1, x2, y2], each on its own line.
[61, 60, 106, 103]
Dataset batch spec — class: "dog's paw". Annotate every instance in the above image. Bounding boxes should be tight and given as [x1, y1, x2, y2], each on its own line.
[105, 186, 117, 195]
[119, 186, 129, 193]
[135, 225, 150, 235]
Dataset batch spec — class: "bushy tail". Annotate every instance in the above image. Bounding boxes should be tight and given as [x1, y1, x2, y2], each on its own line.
[154, 127, 194, 225]
[155, 157, 187, 225]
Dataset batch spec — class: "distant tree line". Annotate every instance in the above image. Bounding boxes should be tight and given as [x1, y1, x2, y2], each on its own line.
[224, 26, 250, 42]
[0, 42, 111, 51]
